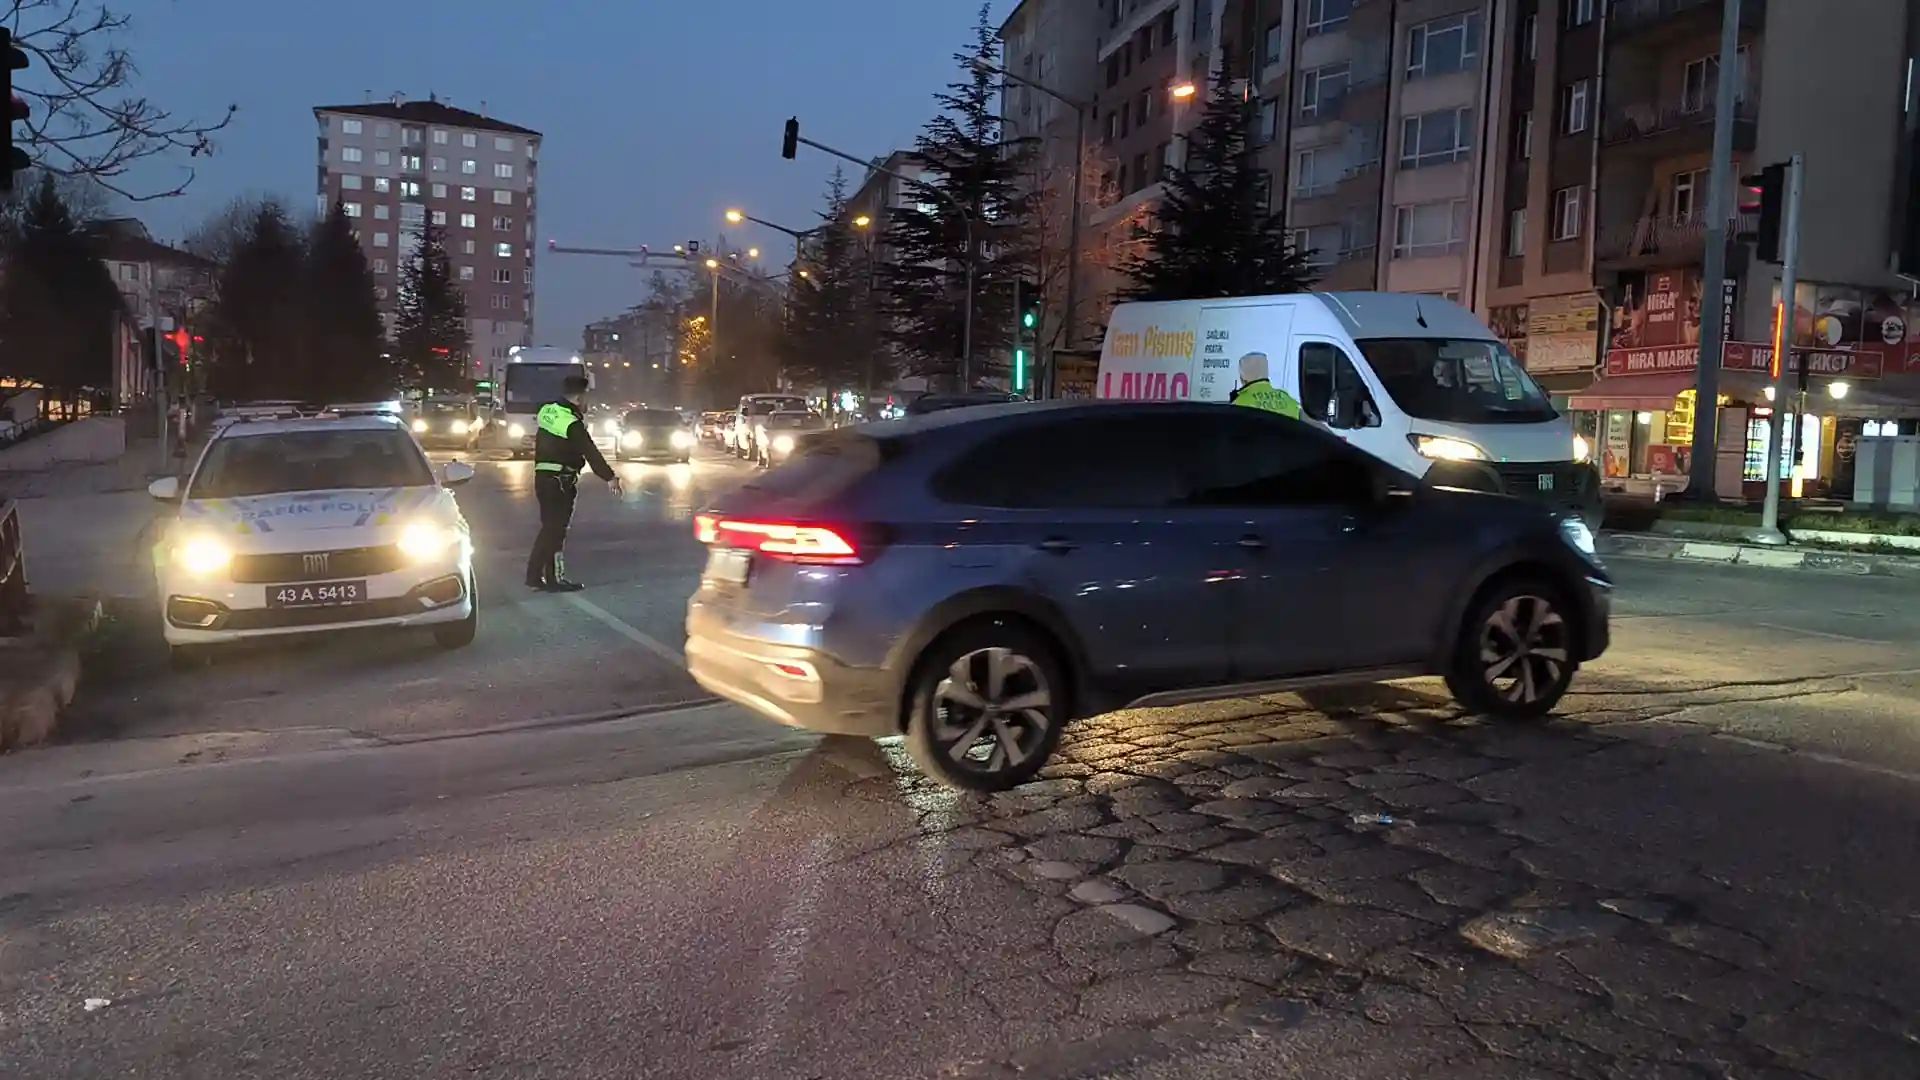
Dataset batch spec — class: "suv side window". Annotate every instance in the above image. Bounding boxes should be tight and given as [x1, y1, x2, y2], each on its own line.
[934, 415, 1187, 508]
[1298, 341, 1378, 429]
[1178, 410, 1380, 507]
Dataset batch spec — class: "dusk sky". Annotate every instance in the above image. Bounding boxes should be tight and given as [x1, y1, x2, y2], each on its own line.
[104, 0, 1011, 347]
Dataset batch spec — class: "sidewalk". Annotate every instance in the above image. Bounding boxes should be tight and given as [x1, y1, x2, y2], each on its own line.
[1599, 530, 1920, 575]
[17, 490, 158, 599]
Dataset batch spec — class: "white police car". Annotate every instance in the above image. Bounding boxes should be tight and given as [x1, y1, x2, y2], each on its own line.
[148, 413, 477, 667]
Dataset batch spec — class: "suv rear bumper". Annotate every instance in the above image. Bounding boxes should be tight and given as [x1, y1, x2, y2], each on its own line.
[684, 616, 897, 737]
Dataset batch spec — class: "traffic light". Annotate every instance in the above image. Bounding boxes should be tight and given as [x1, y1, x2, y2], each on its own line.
[781, 117, 799, 160]
[1738, 162, 1786, 264]
[1015, 279, 1040, 332]
[141, 327, 161, 371]
[4, 29, 29, 187]
[166, 328, 190, 367]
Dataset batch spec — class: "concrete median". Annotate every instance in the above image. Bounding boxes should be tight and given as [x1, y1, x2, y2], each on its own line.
[1599, 530, 1920, 575]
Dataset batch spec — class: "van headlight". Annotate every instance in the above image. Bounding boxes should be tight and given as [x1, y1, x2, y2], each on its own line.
[398, 521, 462, 561]
[507, 423, 526, 439]
[1572, 434, 1592, 464]
[174, 536, 232, 577]
[771, 434, 795, 454]
[1409, 434, 1488, 461]
[670, 429, 694, 449]
[410, 419, 428, 434]
[621, 431, 643, 449]
[1560, 517, 1599, 560]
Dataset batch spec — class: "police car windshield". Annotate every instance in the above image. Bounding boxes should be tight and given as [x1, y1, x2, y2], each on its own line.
[189, 429, 435, 499]
[503, 364, 581, 410]
[1354, 338, 1558, 424]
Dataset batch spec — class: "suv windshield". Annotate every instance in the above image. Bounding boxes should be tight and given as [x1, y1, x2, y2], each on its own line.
[624, 409, 682, 427]
[767, 412, 820, 430]
[190, 429, 435, 499]
[1354, 338, 1557, 424]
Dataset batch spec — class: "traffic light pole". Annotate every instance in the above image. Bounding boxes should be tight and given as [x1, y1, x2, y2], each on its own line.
[1754, 152, 1805, 544]
[1679, 0, 1744, 502]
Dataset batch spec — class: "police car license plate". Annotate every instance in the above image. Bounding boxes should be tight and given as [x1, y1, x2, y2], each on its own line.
[706, 548, 751, 585]
[267, 580, 367, 607]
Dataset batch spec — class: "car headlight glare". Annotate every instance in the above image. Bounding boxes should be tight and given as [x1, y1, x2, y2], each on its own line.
[771, 434, 795, 453]
[176, 536, 232, 577]
[621, 431, 643, 449]
[451, 419, 469, 435]
[1572, 434, 1592, 464]
[1410, 434, 1488, 461]
[1560, 517, 1599, 560]
[507, 423, 526, 439]
[398, 521, 461, 561]
[670, 429, 694, 449]
[410, 419, 428, 434]
[604, 419, 622, 436]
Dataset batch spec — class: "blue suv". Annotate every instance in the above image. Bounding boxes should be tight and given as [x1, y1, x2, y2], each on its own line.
[687, 401, 1611, 791]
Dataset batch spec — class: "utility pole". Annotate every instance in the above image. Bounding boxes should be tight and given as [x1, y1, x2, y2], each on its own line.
[1679, 0, 1744, 502]
[1754, 153, 1804, 543]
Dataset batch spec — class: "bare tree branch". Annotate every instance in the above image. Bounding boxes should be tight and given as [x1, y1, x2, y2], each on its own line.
[6, 0, 237, 201]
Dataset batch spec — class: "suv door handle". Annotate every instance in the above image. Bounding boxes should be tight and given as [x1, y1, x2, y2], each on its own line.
[1037, 537, 1077, 554]
[1237, 534, 1267, 550]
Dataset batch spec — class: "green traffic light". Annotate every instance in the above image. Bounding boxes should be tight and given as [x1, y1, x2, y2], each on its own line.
[1021, 311, 1036, 329]
[1013, 349, 1026, 391]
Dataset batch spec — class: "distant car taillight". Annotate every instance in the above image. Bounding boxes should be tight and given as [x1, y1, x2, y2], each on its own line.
[693, 514, 863, 565]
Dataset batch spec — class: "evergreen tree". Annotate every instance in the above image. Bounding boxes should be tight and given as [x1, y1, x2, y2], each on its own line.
[880, 2, 1038, 388]
[1119, 62, 1317, 301]
[0, 173, 123, 407]
[303, 202, 392, 401]
[782, 169, 873, 392]
[200, 200, 306, 401]
[392, 220, 469, 390]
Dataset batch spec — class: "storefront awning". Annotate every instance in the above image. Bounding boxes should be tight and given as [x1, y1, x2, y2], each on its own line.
[1567, 369, 1783, 412]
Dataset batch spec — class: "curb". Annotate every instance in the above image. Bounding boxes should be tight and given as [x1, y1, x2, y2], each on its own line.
[0, 597, 103, 752]
[1599, 532, 1920, 576]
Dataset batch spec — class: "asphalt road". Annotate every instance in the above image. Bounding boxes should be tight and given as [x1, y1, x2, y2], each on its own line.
[6, 444, 1920, 1078]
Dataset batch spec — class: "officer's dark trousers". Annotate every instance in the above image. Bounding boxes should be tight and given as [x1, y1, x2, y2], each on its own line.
[526, 470, 578, 584]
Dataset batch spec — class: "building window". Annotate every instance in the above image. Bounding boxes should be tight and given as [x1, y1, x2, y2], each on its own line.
[462, 132, 477, 148]
[1105, 54, 1120, 89]
[342, 202, 362, 218]
[374, 149, 391, 166]
[460, 212, 477, 228]
[1560, 79, 1590, 134]
[431, 210, 447, 225]
[372, 258, 388, 274]
[1256, 98, 1279, 143]
[432, 129, 448, 145]
[1682, 47, 1749, 112]
[1160, 8, 1177, 46]
[374, 122, 391, 138]
[492, 269, 512, 284]
[459, 266, 475, 281]
[1391, 199, 1468, 258]
[494, 136, 514, 152]
[1566, 0, 1595, 27]
[1406, 12, 1482, 79]
[1304, 0, 1352, 36]
[373, 204, 389, 220]
[399, 180, 421, 197]
[493, 215, 512, 231]
[430, 156, 445, 172]
[1399, 107, 1474, 168]
[340, 146, 363, 163]
[493, 190, 513, 205]
[1263, 21, 1285, 69]
[1551, 185, 1583, 240]
[495, 242, 513, 258]
[343, 118, 367, 136]
[1522, 14, 1537, 62]
[1300, 62, 1350, 119]
[462, 239, 476, 254]
[373, 177, 390, 193]
[374, 232, 390, 248]
[1506, 208, 1526, 257]
[460, 159, 476, 175]
[1670, 169, 1705, 222]
[1517, 111, 1533, 160]
[400, 154, 421, 172]
[460, 186, 476, 201]
[1295, 147, 1338, 196]
[400, 203, 424, 222]
[340, 174, 362, 190]
[494, 162, 514, 179]
[431, 183, 447, 198]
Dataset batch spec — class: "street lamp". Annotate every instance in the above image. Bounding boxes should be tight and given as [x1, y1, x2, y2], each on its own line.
[853, 214, 871, 228]
[1170, 81, 1197, 99]
[747, 247, 760, 258]
[725, 209, 745, 224]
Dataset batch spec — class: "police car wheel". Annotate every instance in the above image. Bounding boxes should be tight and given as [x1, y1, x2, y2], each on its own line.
[433, 580, 478, 649]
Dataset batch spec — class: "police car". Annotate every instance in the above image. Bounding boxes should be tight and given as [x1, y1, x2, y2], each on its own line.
[147, 412, 478, 667]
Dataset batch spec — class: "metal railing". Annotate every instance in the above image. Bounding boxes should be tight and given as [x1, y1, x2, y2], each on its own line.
[0, 501, 27, 635]
[1603, 96, 1758, 145]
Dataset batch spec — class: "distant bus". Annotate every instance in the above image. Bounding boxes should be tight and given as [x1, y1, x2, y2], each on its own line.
[472, 346, 592, 457]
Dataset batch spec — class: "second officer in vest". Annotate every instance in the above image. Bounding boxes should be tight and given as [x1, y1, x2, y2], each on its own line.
[527, 374, 621, 592]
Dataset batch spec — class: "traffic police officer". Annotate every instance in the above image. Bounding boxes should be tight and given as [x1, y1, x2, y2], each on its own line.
[526, 374, 621, 592]
[1229, 350, 1302, 418]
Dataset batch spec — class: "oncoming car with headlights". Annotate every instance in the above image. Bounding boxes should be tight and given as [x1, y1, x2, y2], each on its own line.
[148, 414, 478, 667]
[756, 409, 830, 467]
[408, 397, 478, 450]
[615, 408, 695, 463]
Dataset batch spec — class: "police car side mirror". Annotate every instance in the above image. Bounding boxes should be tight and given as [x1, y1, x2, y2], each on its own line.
[147, 476, 180, 501]
[440, 461, 476, 487]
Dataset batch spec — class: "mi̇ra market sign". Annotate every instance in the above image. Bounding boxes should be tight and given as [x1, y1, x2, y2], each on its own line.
[1605, 343, 1886, 379]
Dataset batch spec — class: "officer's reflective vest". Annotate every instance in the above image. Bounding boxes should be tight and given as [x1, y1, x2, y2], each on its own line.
[534, 402, 582, 473]
[1231, 379, 1301, 419]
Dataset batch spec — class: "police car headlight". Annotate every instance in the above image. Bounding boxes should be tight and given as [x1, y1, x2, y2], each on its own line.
[175, 536, 232, 577]
[451, 419, 469, 435]
[621, 431, 643, 449]
[771, 434, 795, 454]
[507, 423, 526, 439]
[670, 429, 694, 449]
[398, 521, 461, 561]
[410, 419, 428, 434]
[1409, 434, 1487, 461]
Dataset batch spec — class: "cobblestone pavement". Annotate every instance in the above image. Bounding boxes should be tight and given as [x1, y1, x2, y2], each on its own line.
[829, 681, 1920, 1080]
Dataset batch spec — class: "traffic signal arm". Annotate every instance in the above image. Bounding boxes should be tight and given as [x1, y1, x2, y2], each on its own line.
[3, 28, 29, 186]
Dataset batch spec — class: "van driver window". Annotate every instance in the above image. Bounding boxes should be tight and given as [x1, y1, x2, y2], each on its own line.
[1298, 342, 1369, 426]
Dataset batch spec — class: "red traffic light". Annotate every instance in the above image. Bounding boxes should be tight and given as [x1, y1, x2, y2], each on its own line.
[1737, 184, 1763, 213]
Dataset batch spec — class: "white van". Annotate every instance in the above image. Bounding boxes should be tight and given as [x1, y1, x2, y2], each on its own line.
[1096, 291, 1600, 525]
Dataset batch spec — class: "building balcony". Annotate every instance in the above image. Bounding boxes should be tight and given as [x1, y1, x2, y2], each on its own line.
[1601, 96, 1757, 156]
[1608, 0, 1765, 45]
[1594, 213, 1732, 268]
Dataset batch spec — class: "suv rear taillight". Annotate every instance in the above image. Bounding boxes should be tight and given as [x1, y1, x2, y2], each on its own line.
[694, 514, 864, 565]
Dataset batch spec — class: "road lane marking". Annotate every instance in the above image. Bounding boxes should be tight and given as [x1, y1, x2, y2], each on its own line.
[562, 593, 685, 664]
[1753, 621, 1886, 644]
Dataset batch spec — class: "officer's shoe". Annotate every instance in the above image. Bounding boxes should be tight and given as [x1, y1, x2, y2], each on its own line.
[526, 576, 549, 590]
[545, 579, 586, 593]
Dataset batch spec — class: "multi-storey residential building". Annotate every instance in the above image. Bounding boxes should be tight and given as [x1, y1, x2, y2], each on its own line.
[92, 217, 217, 405]
[844, 151, 925, 395]
[313, 98, 540, 384]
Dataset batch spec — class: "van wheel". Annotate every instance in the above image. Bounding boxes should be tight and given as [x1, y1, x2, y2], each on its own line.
[1444, 578, 1575, 720]
[905, 621, 1066, 792]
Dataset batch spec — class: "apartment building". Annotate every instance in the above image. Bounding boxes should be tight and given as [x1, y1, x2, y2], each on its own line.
[313, 98, 541, 383]
[92, 218, 217, 406]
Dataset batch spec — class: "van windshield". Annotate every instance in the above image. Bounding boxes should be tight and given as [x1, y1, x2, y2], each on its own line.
[1354, 338, 1558, 424]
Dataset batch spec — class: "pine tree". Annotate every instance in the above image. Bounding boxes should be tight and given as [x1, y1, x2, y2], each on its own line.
[392, 220, 469, 390]
[880, 2, 1038, 388]
[0, 173, 123, 407]
[1120, 62, 1317, 301]
[303, 202, 392, 401]
[201, 199, 307, 401]
[782, 169, 872, 392]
